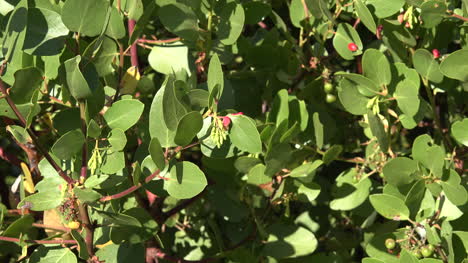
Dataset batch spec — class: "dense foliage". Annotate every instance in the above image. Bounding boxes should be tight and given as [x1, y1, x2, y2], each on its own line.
[0, 0, 467, 262]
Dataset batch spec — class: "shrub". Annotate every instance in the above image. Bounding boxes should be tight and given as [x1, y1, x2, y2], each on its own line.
[0, 0, 467, 262]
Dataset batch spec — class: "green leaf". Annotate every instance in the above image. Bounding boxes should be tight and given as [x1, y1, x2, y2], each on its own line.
[243, 1, 271, 25]
[6, 125, 30, 144]
[413, 49, 444, 83]
[395, 79, 420, 118]
[312, 112, 324, 148]
[149, 138, 166, 170]
[330, 168, 372, 211]
[404, 180, 426, 219]
[2, 214, 33, 237]
[73, 187, 102, 203]
[336, 72, 380, 97]
[247, 163, 270, 185]
[297, 182, 321, 203]
[104, 99, 144, 131]
[289, 0, 312, 28]
[399, 249, 420, 263]
[101, 150, 125, 174]
[149, 77, 177, 147]
[70, 230, 89, 260]
[451, 119, 468, 146]
[23, 7, 69, 56]
[441, 169, 468, 206]
[110, 207, 158, 244]
[87, 119, 101, 138]
[148, 44, 190, 75]
[420, 0, 447, 28]
[51, 129, 85, 160]
[217, 3, 245, 45]
[265, 143, 291, 176]
[440, 49, 468, 82]
[383, 157, 418, 186]
[367, 111, 389, 152]
[333, 23, 363, 60]
[262, 224, 317, 259]
[230, 115, 262, 154]
[61, 0, 108, 37]
[362, 49, 391, 86]
[165, 161, 208, 199]
[234, 156, 262, 174]
[306, 0, 334, 22]
[289, 99, 309, 132]
[95, 243, 144, 263]
[369, 194, 410, 220]
[9, 67, 42, 104]
[162, 80, 188, 131]
[108, 128, 127, 151]
[17, 191, 62, 211]
[367, 0, 405, 18]
[105, 7, 126, 39]
[158, 3, 199, 42]
[64, 55, 94, 100]
[289, 160, 323, 178]
[337, 78, 370, 115]
[412, 134, 433, 164]
[323, 145, 343, 165]
[29, 246, 77, 263]
[208, 54, 224, 101]
[1, 0, 28, 63]
[175, 111, 203, 146]
[355, 0, 377, 34]
[268, 89, 289, 127]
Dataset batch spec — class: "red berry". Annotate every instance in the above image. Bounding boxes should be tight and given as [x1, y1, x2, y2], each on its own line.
[347, 43, 358, 52]
[221, 116, 231, 128]
[432, 49, 440, 59]
[231, 112, 244, 116]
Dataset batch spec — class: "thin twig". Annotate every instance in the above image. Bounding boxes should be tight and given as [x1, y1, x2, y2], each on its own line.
[0, 236, 77, 245]
[137, 37, 181, 44]
[450, 14, 468, 22]
[0, 73, 75, 184]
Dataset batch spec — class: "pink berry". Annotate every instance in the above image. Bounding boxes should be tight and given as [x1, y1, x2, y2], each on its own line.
[231, 112, 244, 116]
[222, 116, 231, 128]
[347, 43, 358, 52]
[432, 49, 440, 59]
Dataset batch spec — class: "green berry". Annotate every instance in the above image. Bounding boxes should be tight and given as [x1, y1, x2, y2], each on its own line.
[324, 83, 333, 93]
[385, 238, 396, 250]
[421, 246, 433, 258]
[326, 94, 336, 103]
[412, 249, 422, 259]
[427, 244, 435, 253]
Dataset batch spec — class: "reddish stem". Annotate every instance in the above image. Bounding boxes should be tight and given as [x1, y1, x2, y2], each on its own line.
[0, 147, 22, 167]
[0, 77, 74, 185]
[99, 169, 161, 202]
[128, 19, 139, 69]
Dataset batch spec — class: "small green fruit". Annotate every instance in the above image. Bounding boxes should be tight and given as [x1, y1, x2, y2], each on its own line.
[326, 94, 336, 103]
[385, 238, 396, 250]
[324, 83, 333, 93]
[412, 249, 422, 259]
[427, 244, 435, 252]
[421, 246, 433, 258]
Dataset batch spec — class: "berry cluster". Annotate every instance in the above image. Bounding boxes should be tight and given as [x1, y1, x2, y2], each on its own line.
[58, 195, 79, 223]
[385, 237, 437, 259]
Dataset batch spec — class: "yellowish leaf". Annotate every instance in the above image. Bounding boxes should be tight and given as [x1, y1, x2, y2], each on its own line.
[20, 162, 35, 194]
[120, 66, 140, 95]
